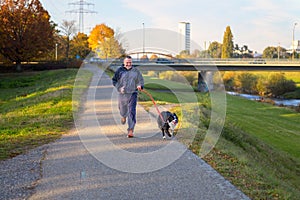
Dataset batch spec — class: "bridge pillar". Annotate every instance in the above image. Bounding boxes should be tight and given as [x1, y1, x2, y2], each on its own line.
[198, 71, 214, 92]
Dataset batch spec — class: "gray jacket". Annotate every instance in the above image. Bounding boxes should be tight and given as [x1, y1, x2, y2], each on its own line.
[112, 66, 144, 94]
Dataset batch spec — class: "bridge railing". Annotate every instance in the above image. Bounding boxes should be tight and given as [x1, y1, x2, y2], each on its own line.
[181, 58, 300, 65]
[92, 57, 300, 66]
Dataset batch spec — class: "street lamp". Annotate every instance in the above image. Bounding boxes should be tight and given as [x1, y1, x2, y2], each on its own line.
[277, 43, 280, 60]
[55, 43, 58, 61]
[142, 22, 145, 56]
[292, 22, 297, 60]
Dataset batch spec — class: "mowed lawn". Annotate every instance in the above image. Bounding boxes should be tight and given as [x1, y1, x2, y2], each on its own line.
[226, 95, 300, 161]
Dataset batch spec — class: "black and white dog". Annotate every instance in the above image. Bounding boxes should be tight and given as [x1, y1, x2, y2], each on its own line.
[157, 111, 179, 139]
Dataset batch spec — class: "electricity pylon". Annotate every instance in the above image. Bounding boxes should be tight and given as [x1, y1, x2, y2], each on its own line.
[66, 0, 97, 33]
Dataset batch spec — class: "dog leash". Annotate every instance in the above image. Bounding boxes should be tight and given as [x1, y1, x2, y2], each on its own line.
[140, 89, 165, 123]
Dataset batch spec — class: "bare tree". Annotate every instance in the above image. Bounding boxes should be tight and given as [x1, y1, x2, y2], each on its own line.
[60, 20, 76, 60]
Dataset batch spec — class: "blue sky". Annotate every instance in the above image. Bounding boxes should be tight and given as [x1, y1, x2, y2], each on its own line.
[40, 0, 300, 53]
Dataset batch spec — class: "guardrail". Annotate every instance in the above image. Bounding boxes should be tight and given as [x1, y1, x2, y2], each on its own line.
[94, 58, 300, 65]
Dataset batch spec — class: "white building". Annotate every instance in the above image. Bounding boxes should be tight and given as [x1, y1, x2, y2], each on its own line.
[178, 22, 191, 53]
[287, 40, 300, 54]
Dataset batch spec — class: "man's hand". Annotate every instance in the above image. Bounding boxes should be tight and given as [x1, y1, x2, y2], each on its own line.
[120, 86, 125, 94]
[137, 85, 143, 91]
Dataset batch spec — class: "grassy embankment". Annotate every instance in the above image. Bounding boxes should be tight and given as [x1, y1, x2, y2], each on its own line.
[140, 75, 300, 200]
[0, 69, 93, 160]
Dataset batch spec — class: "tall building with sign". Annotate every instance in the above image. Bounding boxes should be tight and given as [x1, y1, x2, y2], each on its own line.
[178, 22, 191, 53]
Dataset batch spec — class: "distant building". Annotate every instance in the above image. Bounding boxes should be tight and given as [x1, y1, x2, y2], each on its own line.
[287, 40, 300, 54]
[233, 44, 253, 58]
[178, 22, 190, 53]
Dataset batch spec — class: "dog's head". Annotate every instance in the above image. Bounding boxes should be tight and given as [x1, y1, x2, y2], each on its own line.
[167, 113, 178, 131]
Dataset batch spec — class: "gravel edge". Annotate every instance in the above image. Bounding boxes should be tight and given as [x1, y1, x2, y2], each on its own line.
[0, 144, 49, 200]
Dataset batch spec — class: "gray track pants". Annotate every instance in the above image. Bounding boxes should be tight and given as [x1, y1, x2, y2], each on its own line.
[118, 92, 137, 131]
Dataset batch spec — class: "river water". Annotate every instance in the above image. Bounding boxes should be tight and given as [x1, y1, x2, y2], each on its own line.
[227, 91, 300, 107]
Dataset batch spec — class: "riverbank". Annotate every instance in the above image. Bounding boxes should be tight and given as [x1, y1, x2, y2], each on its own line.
[227, 91, 300, 112]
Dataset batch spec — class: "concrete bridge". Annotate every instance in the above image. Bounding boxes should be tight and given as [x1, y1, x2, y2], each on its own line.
[106, 59, 300, 92]
[134, 63, 300, 71]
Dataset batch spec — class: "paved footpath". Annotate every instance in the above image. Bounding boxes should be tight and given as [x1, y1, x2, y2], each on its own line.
[29, 64, 250, 200]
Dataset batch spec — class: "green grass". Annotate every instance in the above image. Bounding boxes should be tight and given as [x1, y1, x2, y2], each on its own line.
[226, 95, 300, 160]
[0, 69, 93, 160]
[138, 75, 300, 199]
[189, 94, 300, 199]
[224, 95, 299, 198]
[284, 72, 300, 98]
[285, 72, 300, 84]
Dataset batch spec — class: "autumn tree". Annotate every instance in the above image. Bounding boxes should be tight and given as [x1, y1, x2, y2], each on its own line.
[99, 37, 123, 59]
[0, 53, 8, 63]
[88, 24, 114, 50]
[69, 32, 91, 59]
[88, 24, 124, 59]
[0, 0, 55, 71]
[208, 41, 222, 58]
[221, 26, 234, 59]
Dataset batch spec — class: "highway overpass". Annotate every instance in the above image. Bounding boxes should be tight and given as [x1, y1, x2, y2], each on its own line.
[106, 59, 300, 71]
[134, 63, 300, 71]
[106, 59, 300, 92]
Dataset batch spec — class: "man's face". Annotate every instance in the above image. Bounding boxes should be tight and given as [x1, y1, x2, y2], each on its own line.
[123, 58, 132, 69]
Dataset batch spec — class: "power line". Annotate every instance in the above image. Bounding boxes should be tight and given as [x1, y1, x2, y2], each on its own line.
[66, 0, 97, 33]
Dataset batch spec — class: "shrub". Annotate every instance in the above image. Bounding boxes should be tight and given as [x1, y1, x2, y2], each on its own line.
[159, 71, 186, 83]
[256, 75, 268, 96]
[147, 71, 158, 77]
[233, 72, 258, 93]
[178, 72, 197, 86]
[222, 72, 297, 98]
[266, 73, 296, 97]
[222, 72, 236, 90]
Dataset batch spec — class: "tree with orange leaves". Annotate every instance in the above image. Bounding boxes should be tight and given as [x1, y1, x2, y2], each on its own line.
[0, 0, 55, 71]
[88, 24, 114, 50]
[88, 24, 124, 59]
[70, 32, 91, 59]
